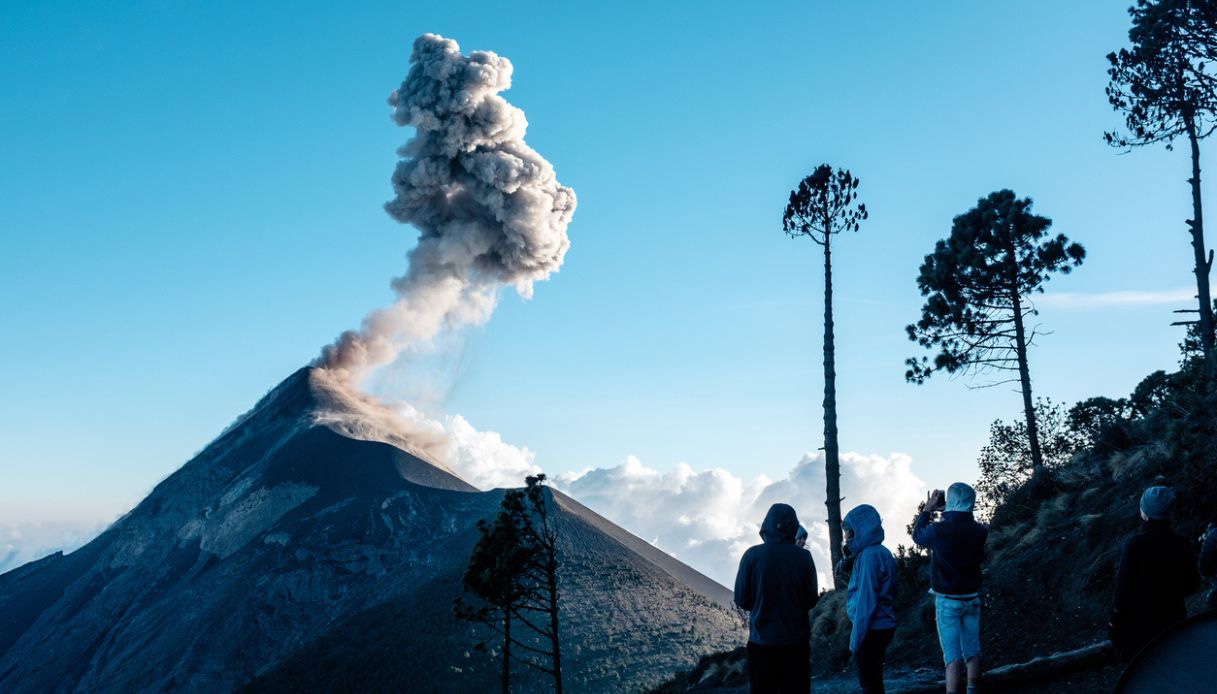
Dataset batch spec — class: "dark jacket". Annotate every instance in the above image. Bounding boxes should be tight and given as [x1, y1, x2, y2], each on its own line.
[1110, 519, 1200, 657]
[1200, 526, 1217, 606]
[734, 503, 819, 645]
[843, 505, 897, 654]
[912, 510, 987, 596]
[1199, 525, 1217, 577]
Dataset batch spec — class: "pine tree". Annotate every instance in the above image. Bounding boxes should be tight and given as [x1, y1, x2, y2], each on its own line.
[906, 190, 1085, 475]
[1107, 0, 1217, 366]
[782, 164, 867, 585]
[455, 475, 563, 692]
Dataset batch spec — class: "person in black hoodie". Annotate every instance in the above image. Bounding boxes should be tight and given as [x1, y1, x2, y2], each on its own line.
[913, 483, 987, 694]
[734, 503, 819, 693]
[1109, 486, 1200, 659]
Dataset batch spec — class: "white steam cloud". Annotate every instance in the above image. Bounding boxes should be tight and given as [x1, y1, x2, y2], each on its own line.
[554, 451, 927, 588]
[429, 415, 928, 589]
[394, 403, 543, 490]
[318, 33, 576, 380]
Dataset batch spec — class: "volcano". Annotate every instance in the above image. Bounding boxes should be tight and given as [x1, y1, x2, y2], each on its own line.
[0, 368, 742, 693]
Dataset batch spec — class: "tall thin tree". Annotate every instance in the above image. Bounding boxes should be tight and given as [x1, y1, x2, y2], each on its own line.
[1107, 0, 1217, 365]
[782, 164, 867, 583]
[906, 190, 1085, 475]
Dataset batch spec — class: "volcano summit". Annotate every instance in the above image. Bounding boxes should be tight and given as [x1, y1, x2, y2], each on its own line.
[0, 368, 741, 692]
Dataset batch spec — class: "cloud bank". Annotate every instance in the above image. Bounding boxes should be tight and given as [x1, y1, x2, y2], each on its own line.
[553, 451, 927, 588]
[0, 520, 111, 575]
[429, 416, 928, 589]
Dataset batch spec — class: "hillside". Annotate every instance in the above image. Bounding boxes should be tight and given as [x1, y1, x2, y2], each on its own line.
[0, 367, 744, 693]
[654, 365, 1217, 692]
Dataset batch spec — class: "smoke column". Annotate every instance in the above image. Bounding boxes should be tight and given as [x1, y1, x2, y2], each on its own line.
[318, 33, 576, 379]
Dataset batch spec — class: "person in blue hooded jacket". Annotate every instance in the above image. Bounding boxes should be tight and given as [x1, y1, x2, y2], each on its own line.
[734, 503, 819, 693]
[838, 504, 897, 694]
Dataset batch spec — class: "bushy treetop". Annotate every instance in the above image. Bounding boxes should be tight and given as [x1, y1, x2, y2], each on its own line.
[906, 190, 1085, 383]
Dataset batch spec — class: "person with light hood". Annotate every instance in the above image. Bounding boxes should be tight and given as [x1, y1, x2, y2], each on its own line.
[1109, 485, 1199, 659]
[913, 483, 987, 694]
[838, 504, 897, 694]
[734, 503, 819, 693]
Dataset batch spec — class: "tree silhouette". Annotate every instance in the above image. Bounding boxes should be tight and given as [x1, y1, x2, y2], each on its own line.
[455, 510, 530, 693]
[975, 399, 1084, 520]
[1106, 0, 1217, 365]
[455, 475, 563, 692]
[906, 190, 1085, 474]
[782, 164, 867, 585]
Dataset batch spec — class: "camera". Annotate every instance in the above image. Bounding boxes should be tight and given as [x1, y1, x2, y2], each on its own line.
[929, 489, 947, 512]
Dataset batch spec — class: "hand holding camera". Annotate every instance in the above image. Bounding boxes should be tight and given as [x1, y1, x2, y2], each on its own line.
[926, 489, 946, 512]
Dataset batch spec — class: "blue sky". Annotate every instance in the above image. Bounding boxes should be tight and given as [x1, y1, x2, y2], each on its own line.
[0, 1, 1201, 544]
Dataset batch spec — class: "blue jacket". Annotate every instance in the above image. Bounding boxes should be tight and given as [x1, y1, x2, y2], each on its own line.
[912, 510, 987, 596]
[843, 504, 897, 653]
[734, 503, 819, 645]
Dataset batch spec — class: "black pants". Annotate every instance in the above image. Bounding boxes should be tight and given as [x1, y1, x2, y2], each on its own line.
[746, 641, 810, 694]
[856, 627, 895, 694]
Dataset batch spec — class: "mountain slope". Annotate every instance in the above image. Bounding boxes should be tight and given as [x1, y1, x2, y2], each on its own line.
[0, 368, 742, 692]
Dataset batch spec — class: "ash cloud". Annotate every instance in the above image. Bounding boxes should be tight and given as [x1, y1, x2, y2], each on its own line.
[318, 33, 576, 380]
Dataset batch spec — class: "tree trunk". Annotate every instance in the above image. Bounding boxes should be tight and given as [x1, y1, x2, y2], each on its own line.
[898, 641, 1114, 693]
[1009, 289, 1044, 473]
[1185, 115, 1215, 370]
[822, 221, 844, 586]
[502, 608, 511, 694]
[537, 494, 562, 694]
[546, 550, 563, 694]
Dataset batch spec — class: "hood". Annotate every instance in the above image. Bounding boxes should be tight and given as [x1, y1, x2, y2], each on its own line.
[759, 503, 800, 544]
[843, 504, 884, 552]
[945, 482, 977, 513]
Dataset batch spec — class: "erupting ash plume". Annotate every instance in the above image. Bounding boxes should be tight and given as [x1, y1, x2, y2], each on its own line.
[318, 33, 577, 379]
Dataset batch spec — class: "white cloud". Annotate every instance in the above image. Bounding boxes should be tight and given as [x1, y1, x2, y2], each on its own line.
[1034, 288, 1195, 309]
[404, 407, 929, 587]
[0, 520, 110, 575]
[552, 451, 926, 589]
[414, 408, 930, 588]
[393, 404, 543, 490]
[443, 414, 543, 490]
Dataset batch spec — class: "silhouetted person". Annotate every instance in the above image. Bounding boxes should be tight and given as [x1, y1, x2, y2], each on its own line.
[913, 483, 987, 694]
[734, 503, 819, 694]
[838, 504, 896, 694]
[1200, 514, 1217, 610]
[1109, 486, 1200, 659]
